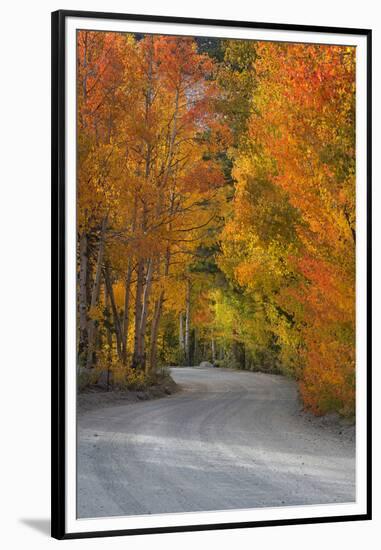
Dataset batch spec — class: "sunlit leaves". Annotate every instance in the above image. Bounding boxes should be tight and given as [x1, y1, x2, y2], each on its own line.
[218, 41, 356, 415]
[77, 31, 356, 415]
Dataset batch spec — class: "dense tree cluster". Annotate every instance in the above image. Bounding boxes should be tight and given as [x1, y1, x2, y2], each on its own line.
[77, 31, 356, 415]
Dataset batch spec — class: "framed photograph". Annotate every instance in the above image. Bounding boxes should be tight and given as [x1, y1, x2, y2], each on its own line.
[51, 9, 372, 540]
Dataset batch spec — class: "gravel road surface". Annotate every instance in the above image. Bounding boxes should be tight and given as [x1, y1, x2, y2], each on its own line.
[77, 366, 355, 518]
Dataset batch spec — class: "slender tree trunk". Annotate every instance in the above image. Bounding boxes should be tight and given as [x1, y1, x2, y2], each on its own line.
[160, 88, 179, 190]
[86, 215, 108, 367]
[232, 337, 245, 369]
[149, 291, 164, 373]
[104, 283, 112, 391]
[144, 35, 154, 180]
[149, 243, 172, 372]
[122, 188, 138, 365]
[78, 230, 88, 359]
[193, 328, 198, 366]
[137, 258, 154, 370]
[179, 312, 185, 363]
[103, 265, 123, 361]
[211, 337, 216, 364]
[121, 262, 132, 364]
[132, 259, 145, 369]
[185, 278, 191, 365]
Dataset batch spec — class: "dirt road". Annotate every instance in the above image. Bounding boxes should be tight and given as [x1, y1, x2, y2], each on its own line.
[77, 366, 355, 518]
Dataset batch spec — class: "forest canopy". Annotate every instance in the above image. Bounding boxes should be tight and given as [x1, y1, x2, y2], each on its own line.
[76, 30, 356, 416]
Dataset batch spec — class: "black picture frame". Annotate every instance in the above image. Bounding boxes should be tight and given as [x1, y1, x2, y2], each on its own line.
[51, 9, 372, 540]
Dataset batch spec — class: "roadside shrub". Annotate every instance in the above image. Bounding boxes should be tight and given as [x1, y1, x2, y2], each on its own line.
[110, 364, 148, 390]
[78, 367, 98, 391]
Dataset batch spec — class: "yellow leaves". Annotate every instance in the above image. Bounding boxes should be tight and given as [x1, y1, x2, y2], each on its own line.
[235, 261, 258, 287]
[161, 279, 186, 314]
[77, 32, 356, 414]
[217, 40, 356, 414]
[88, 305, 103, 322]
[193, 291, 215, 327]
[100, 362, 148, 390]
[112, 281, 126, 309]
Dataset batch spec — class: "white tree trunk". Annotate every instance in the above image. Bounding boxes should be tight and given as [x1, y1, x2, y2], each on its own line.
[211, 337, 216, 364]
[138, 258, 154, 368]
[86, 215, 108, 367]
[185, 279, 191, 365]
[179, 312, 185, 356]
[78, 230, 88, 357]
[132, 259, 144, 369]
[122, 262, 132, 364]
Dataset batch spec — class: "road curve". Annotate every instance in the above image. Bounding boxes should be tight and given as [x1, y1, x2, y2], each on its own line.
[77, 367, 355, 518]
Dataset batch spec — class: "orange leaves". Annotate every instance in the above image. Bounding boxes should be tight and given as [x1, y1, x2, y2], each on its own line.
[77, 30, 230, 370]
[218, 40, 356, 415]
[76, 31, 356, 414]
[192, 290, 215, 327]
[300, 337, 355, 416]
[77, 31, 127, 132]
[180, 162, 224, 194]
[153, 35, 214, 92]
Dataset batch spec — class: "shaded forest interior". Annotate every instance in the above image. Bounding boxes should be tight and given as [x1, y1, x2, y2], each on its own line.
[77, 32, 356, 416]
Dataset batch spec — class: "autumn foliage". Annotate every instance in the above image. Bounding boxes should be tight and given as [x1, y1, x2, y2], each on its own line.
[77, 31, 356, 416]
